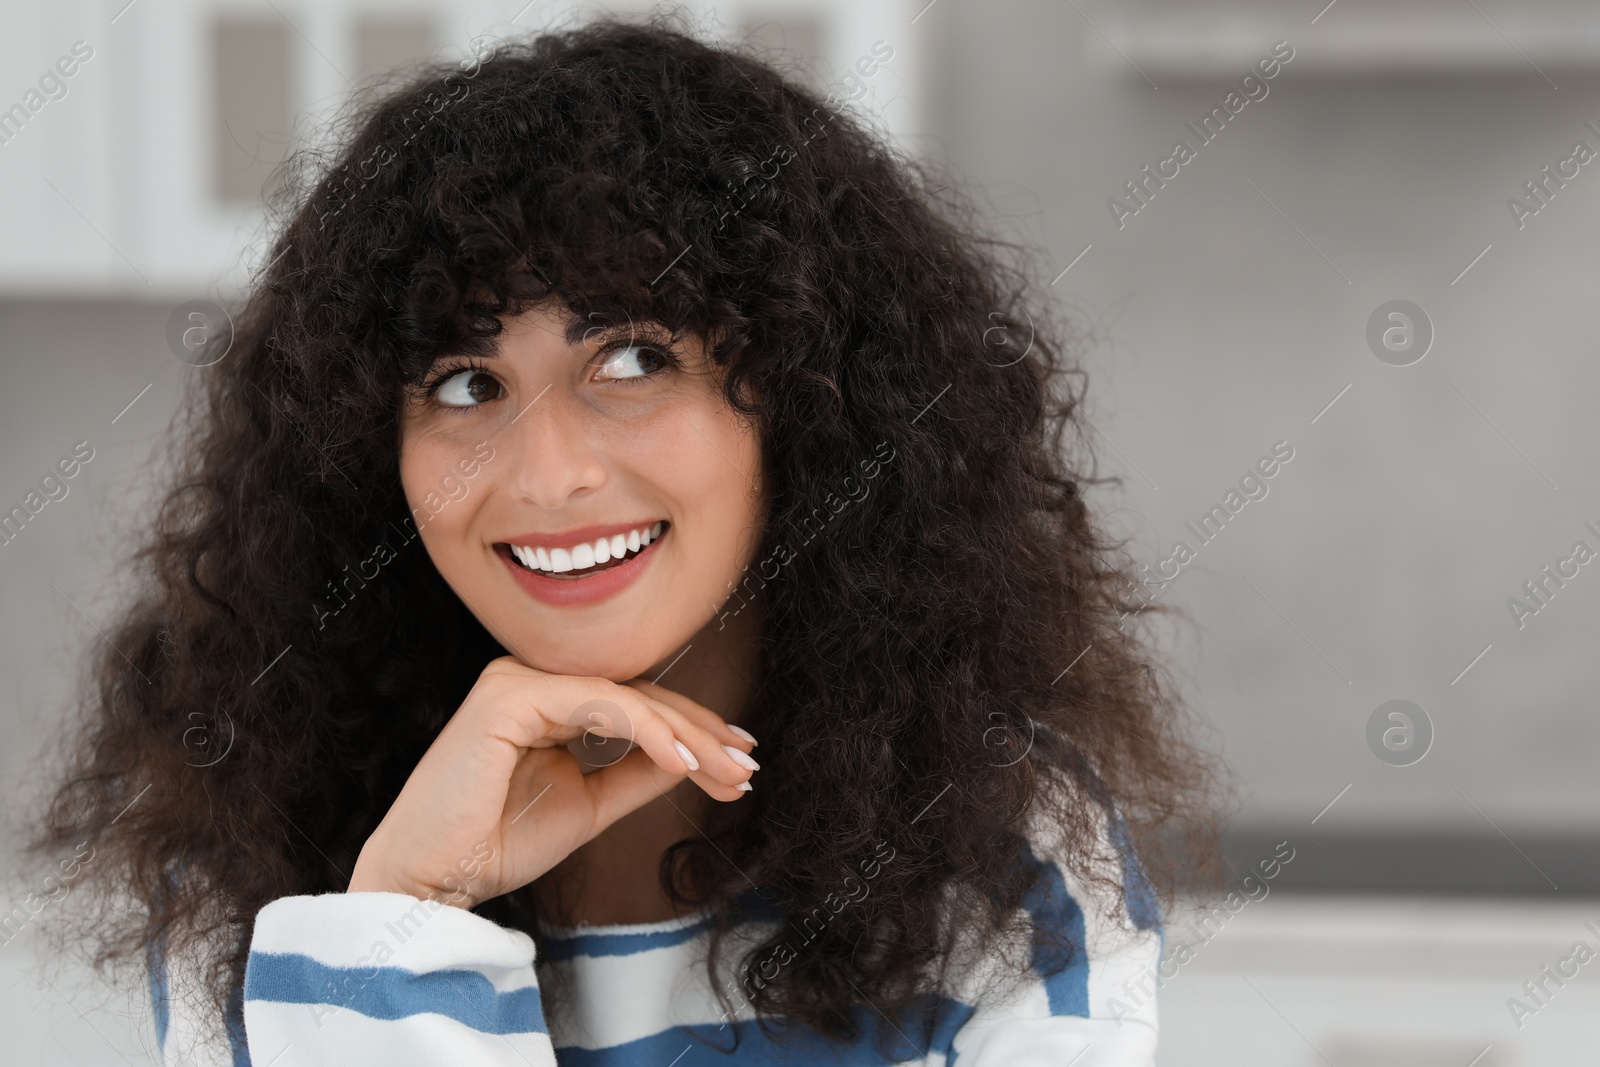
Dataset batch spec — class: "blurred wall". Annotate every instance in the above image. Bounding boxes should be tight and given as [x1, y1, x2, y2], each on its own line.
[923, 0, 1600, 847]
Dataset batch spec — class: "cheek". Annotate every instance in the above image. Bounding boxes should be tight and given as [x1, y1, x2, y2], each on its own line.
[399, 431, 482, 551]
[397, 436, 436, 516]
[708, 441, 764, 569]
[660, 408, 764, 577]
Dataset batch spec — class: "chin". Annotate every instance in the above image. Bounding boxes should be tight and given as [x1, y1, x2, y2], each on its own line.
[521, 644, 664, 684]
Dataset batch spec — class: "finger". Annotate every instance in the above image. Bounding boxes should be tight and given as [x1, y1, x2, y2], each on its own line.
[625, 678, 759, 752]
[480, 667, 738, 792]
[551, 685, 753, 801]
[626, 681, 758, 790]
[475, 660, 644, 748]
[684, 767, 754, 802]
[582, 747, 696, 834]
[594, 689, 705, 777]
[486, 671, 699, 779]
[637, 695, 758, 787]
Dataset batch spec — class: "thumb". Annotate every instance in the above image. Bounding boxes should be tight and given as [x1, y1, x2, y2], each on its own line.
[582, 746, 687, 835]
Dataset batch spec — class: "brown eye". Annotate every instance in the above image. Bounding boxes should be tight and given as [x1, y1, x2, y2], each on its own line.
[435, 369, 502, 407]
[596, 344, 673, 382]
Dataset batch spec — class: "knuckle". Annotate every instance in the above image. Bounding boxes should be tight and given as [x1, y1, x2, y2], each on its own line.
[480, 708, 529, 744]
[481, 655, 523, 677]
[573, 695, 635, 738]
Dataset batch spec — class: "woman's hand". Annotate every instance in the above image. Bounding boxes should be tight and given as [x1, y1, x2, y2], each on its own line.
[347, 656, 759, 908]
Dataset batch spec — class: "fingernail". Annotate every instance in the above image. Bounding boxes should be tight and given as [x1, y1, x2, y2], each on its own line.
[727, 724, 758, 746]
[674, 740, 699, 772]
[723, 744, 760, 772]
[736, 781, 752, 792]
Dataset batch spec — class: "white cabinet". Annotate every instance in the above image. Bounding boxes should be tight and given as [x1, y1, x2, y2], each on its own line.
[0, 0, 920, 298]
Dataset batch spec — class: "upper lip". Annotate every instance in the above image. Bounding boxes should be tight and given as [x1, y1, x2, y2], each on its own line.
[497, 519, 667, 550]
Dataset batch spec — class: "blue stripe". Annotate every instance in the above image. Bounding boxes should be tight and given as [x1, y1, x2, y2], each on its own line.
[1104, 807, 1163, 932]
[224, 978, 253, 1066]
[146, 935, 169, 1053]
[1015, 837, 1090, 1017]
[552, 995, 975, 1066]
[147, 880, 253, 1064]
[541, 921, 710, 961]
[540, 887, 783, 962]
[245, 952, 546, 1035]
[1053, 744, 1166, 933]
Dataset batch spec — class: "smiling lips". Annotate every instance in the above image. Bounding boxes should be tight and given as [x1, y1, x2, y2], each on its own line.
[504, 520, 666, 578]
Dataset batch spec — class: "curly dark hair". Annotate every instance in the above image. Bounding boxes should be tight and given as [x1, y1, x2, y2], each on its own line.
[22, 11, 1224, 1061]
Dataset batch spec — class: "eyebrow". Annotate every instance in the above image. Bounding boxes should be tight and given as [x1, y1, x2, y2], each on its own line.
[420, 316, 679, 367]
[560, 316, 677, 347]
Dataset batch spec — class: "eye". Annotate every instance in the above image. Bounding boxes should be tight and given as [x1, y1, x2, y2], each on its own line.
[433, 367, 502, 407]
[595, 343, 675, 383]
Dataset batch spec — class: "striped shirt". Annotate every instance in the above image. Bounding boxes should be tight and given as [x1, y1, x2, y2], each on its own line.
[149, 806, 1164, 1065]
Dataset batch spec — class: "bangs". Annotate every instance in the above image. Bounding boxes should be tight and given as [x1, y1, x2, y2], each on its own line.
[366, 133, 764, 386]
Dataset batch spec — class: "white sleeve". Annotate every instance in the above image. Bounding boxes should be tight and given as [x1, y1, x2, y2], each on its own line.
[945, 801, 1164, 1067]
[240, 891, 557, 1067]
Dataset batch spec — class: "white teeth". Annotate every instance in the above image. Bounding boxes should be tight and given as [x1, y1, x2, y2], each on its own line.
[509, 523, 666, 575]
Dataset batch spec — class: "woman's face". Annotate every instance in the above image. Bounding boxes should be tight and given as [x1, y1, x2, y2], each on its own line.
[398, 299, 765, 681]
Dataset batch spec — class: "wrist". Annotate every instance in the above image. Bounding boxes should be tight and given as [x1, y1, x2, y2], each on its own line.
[348, 850, 480, 910]
[346, 849, 401, 895]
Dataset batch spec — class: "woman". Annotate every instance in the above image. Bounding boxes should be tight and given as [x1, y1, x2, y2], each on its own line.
[26, 16, 1220, 1066]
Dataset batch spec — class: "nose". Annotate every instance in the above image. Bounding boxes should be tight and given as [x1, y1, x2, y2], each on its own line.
[501, 386, 607, 509]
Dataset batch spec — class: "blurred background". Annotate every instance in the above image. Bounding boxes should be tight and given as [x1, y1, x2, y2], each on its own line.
[2, 0, 1598, 1063]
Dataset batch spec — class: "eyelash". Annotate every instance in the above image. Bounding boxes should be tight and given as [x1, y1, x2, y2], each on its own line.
[418, 357, 492, 398]
[417, 341, 681, 407]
